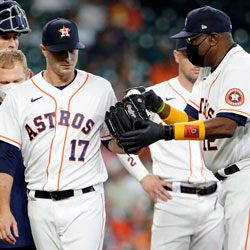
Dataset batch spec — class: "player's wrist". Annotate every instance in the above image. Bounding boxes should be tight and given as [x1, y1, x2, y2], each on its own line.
[163, 125, 174, 140]
[143, 90, 164, 113]
[155, 99, 165, 113]
[149, 96, 164, 113]
[163, 120, 205, 141]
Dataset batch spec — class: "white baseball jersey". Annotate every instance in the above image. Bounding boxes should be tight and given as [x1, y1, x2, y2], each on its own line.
[0, 69, 116, 191]
[187, 45, 250, 173]
[148, 78, 216, 184]
[148, 78, 224, 250]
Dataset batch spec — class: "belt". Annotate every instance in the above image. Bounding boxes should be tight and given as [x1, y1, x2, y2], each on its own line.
[164, 183, 217, 196]
[28, 186, 95, 201]
[214, 164, 240, 180]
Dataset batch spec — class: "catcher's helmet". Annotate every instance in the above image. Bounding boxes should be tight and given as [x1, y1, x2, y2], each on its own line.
[0, 0, 30, 33]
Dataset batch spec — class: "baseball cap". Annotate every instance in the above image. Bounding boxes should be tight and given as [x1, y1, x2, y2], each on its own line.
[42, 17, 85, 52]
[175, 38, 187, 51]
[171, 6, 232, 39]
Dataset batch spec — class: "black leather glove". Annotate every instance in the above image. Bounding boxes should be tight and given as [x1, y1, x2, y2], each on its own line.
[119, 120, 173, 154]
[143, 90, 164, 113]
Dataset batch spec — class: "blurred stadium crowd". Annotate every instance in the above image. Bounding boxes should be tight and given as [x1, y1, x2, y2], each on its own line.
[16, 0, 250, 249]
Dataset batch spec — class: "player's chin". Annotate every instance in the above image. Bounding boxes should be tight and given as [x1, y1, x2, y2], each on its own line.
[59, 65, 74, 73]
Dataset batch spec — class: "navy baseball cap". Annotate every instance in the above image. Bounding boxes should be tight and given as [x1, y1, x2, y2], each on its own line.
[42, 17, 85, 52]
[171, 6, 232, 39]
[175, 38, 187, 51]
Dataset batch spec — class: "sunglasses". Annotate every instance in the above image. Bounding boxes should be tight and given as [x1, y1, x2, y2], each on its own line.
[186, 33, 203, 44]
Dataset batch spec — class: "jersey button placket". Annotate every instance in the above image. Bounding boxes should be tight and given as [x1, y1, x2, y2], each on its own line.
[59, 93, 67, 110]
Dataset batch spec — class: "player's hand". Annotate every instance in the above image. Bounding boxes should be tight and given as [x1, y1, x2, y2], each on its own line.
[140, 174, 172, 203]
[143, 90, 164, 113]
[119, 120, 166, 154]
[0, 209, 18, 244]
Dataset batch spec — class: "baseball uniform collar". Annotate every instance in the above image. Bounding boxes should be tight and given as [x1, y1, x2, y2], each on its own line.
[31, 69, 89, 98]
[210, 43, 237, 73]
[209, 44, 244, 76]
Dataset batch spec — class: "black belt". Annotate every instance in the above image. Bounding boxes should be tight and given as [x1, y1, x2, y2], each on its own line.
[28, 186, 95, 201]
[214, 164, 240, 180]
[164, 183, 217, 196]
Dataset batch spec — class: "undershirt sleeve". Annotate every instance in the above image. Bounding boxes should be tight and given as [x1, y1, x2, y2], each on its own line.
[0, 141, 19, 177]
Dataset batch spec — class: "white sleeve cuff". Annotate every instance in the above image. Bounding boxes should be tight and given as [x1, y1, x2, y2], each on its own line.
[116, 154, 149, 181]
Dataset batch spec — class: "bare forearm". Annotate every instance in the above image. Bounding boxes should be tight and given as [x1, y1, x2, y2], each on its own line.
[204, 117, 238, 139]
[0, 173, 13, 212]
[108, 139, 126, 154]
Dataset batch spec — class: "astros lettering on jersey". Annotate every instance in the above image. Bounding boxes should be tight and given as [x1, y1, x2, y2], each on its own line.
[187, 45, 250, 173]
[0, 70, 116, 191]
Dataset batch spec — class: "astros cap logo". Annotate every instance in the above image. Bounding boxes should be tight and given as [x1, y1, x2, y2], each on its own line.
[58, 25, 71, 38]
[225, 88, 244, 106]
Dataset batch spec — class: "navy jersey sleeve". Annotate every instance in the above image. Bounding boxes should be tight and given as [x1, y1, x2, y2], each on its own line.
[0, 141, 19, 177]
[216, 112, 247, 126]
[101, 139, 112, 151]
[184, 104, 199, 120]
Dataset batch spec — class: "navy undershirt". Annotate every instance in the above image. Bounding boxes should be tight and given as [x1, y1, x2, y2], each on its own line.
[0, 109, 34, 247]
[184, 104, 247, 126]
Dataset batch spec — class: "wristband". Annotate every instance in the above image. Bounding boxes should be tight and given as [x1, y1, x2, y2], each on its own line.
[156, 101, 165, 114]
[174, 120, 205, 140]
[162, 105, 188, 124]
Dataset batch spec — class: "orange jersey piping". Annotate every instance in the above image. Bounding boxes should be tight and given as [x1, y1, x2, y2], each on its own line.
[98, 193, 105, 250]
[245, 202, 250, 250]
[57, 73, 89, 190]
[188, 99, 199, 109]
[167, 81, 196, 182]
[31, 77, 58, 191]
[219, 108, 250, 118]
[101, 134, 112, 139]
[200, 142, 207, 183]
[167, 80, 187, 103]
[0, 135, 22, 147]
[207, 72, 220, 99]
[187, 141, 192, 183]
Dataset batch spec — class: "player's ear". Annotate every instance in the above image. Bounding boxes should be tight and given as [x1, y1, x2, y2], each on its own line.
[173, 50, 180, 64]
[209, 33, 218, 46]
[26, 68, 31, 79]
[40, 44, 47, 57]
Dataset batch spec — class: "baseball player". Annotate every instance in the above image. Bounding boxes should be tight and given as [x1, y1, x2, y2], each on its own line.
[0, 17, 132, 250]
[141, 38, 223, 250]
[0, 1, 35, 249]
[119, 6, 250, 250]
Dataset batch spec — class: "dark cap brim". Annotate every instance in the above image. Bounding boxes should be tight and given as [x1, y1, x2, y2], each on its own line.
[177, 46, 187, 51]
[45, 42, 85, 52]
[171, 30, 198, 39]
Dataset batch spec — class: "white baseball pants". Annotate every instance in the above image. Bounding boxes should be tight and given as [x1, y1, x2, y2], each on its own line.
[151, 191, 224, 250]
[27, 184, 105, 250]
[218, 167, 250, 250]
